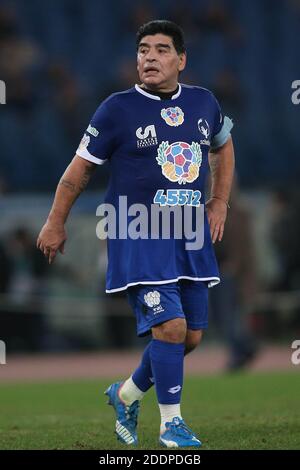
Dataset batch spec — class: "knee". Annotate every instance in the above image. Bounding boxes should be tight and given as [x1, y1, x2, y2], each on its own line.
[152, 318, 187, 343]
[185, 329, 203, 355]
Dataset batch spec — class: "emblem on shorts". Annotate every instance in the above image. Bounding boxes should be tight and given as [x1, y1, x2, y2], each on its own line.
[144, 291, 160, 307]
[144, 291, 164, 315]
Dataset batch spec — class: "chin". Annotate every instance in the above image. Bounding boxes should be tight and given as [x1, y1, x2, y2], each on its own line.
[143, 77, 161, 88]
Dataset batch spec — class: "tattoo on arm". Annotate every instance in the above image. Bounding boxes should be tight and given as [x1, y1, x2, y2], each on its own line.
[209, 154, 219, 179]
[60, 165, 95, 194]
[78, 166, 95, 192]
[60, 179, 76, 192]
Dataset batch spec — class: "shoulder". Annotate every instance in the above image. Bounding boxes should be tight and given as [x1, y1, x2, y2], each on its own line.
[101, 87, 137, 109]
[180, 83, 219, 104]
[91, 87, 136, 123]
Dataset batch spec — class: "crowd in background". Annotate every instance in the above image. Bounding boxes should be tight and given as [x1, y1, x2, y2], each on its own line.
[0, 0, 299, 190]
[0, 0, 300, 362]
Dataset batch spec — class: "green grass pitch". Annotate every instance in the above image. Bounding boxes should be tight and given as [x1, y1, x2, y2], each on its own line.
[0, 372, 299, 450]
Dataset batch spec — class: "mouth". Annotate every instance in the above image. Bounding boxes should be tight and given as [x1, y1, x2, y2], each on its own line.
[144, 66, 159, 73]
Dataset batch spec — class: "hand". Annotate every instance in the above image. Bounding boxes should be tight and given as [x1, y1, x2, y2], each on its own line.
[36, 220, 67, 264]
[205, 198, 228, 243]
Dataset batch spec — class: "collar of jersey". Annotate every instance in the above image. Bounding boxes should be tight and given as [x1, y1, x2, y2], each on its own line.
[135, 83, 182, 100]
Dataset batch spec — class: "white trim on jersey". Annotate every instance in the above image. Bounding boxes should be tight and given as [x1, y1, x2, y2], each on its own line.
[105, 276, 220, 293]
[76, 147, 107, 165]
[135, 83, 182, 100]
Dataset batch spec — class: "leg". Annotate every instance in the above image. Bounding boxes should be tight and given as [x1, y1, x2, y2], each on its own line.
[105, 283, 201, 447]
[130, 283, 206, 423]
[108, 324, 203, 447]
[150, 319, 201, 447]
[184, 328, 204, 355]
[151, 317, 187, 425]
[151, 316, 187, 416]
[121, 327, 203, 404]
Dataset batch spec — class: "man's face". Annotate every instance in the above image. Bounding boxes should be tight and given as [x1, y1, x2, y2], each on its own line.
[137, 33, 186, 91]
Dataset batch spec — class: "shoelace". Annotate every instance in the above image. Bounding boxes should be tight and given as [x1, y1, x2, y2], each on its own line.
[123, 401, 140, 428]
[168, 420, 195, 438]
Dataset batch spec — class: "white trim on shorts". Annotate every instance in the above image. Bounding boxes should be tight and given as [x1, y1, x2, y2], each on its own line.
[106, 276, 220, 293]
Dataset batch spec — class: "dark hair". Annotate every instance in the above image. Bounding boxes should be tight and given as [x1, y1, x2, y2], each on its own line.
[136, 20, 186, 54]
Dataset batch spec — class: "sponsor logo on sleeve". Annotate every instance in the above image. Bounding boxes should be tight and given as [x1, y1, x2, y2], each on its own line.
[87, 124, 99, 137]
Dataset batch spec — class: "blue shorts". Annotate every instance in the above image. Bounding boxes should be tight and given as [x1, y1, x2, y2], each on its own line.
[126, 279, 208, 337]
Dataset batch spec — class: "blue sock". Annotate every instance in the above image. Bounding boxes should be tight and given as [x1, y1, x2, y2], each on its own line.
[132, 341, 154, 392]
[150, 339, 185, 405]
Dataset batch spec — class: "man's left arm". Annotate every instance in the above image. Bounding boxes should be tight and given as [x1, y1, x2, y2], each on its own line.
[206, 136, 235, 243]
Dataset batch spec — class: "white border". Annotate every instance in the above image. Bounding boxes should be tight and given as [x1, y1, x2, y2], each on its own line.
[135, 83, 182, 100]
[106, 275, 220, 293]
[76, 148, 107, 165]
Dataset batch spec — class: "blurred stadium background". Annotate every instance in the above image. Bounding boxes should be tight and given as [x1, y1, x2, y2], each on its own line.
[1, 0, 300, 381]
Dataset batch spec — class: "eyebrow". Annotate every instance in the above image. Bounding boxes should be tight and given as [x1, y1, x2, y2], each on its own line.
[138, 42, 171, 49]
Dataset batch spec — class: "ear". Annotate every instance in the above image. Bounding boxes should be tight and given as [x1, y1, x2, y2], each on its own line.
[137, 60, 143, 81]
[178, 52, 187, 72]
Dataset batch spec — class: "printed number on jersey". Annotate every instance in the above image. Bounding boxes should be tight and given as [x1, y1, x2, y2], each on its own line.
[153, 189, 201, 207]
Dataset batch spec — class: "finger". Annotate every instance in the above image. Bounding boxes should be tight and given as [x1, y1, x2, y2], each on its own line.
[43, 247, 49, 257]
[218, 224, 224, 242]
[48, 249, 57, 264]
[212, 224, 220, 244]
[209, 219, 216, 237]
[209, 215, 217, 237]
[211, 226, 217, 242]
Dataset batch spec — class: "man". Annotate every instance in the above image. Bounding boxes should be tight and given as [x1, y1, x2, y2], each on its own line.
[37, 20, 234, 448]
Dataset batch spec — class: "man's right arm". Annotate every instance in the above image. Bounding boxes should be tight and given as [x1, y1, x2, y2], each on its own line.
[37, 155, 97, 264]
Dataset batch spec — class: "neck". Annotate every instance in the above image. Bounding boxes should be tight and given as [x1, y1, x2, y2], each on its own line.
[141, 82, 179, 93]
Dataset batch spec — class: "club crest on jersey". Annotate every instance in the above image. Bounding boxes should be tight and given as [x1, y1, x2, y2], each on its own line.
[136, 124, 158, 148]
[156, 141, 202, 184]
[161, 106, 184, 127]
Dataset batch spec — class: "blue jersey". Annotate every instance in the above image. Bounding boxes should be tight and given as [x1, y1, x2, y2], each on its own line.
[76, 83, 233, 293]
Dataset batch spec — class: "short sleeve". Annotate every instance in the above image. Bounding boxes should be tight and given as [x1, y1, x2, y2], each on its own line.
[76, 99, 117, 165]
[210, 94, 233, 150]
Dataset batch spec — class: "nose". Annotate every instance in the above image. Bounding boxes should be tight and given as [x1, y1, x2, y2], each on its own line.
[145, 48, 157, 62]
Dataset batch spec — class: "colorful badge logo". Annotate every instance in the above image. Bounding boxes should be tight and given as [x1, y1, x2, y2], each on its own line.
[156, 141, 202, 184]
[161, 106, 184, 126]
